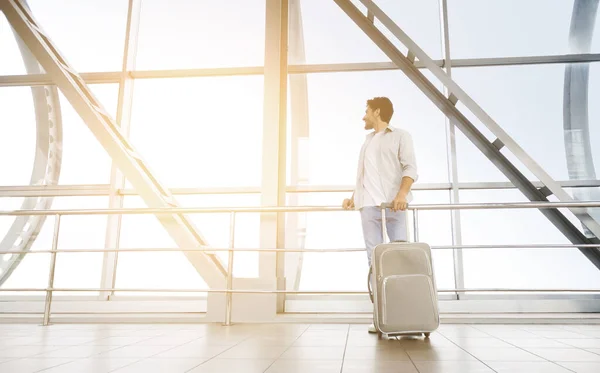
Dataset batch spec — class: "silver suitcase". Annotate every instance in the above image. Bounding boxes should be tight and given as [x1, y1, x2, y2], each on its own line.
[367, 208, 440, 337]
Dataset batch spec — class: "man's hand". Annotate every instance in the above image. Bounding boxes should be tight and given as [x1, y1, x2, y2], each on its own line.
[391, 193, 408, 212]
[342, 198, 355, 210]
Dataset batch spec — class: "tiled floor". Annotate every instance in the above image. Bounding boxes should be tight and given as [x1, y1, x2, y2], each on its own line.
[1, 323, 600, 372]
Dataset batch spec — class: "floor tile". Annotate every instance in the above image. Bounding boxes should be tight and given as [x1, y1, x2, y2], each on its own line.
[525, 348, 600, 362]
[344, 346, 411, 361]
[134, 335, 202, 346]
[413, 360, 495, 373]
[34, 344, 120, 358]
[292, 335, 347, 347]
[217, 344, 288, 359]
[406, 347, 477, 361]
[0, 345, 63, 358]
[112, 357, 208, 373]
[486, 361, 574, 373]
[40, 357, 139, 373]
[265, 359, 343, 373]
[464, 347, 545, 362]
[187, 358, 274, 373]
[0, 357, 73, 373]
[501, 338, 573, 348]
[342, 360, 418, 373]
[449, 337, 514, 349]
[278, 346, 346, 360]
[557, 339, 600, 348]
[96, 345, 174, 358]
[556, 362, 600, 373]
[152, 343, 231, 359]
[528, 330, 592, 339]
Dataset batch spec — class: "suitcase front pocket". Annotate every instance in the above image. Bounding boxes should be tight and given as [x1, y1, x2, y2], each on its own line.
[381, 274, 438, 332]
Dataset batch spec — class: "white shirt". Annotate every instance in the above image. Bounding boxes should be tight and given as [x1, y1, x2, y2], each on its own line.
[362, 131, 387, 207]
[353, 126, 418, 210]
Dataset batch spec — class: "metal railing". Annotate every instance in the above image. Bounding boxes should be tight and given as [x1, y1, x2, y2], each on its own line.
[1, 200, 600, 325]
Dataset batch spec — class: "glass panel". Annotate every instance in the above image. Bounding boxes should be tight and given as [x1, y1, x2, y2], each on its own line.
[453, 63, 600, 182]
[0, 14, 31, 75]
[375, 0, 443, 60]
[1, 197, 108, 296]
[58, 85, 119, 184]
[128, 77, 264, 188]
[460, 189, 600, 290]
[177, 194, 261, 278]
[0, 84, 119, 187]
[299, 0, 442, 64]
[448, 0, 600, 58]
[27, 0, 128, 71]
[136, 0, 266, 69]
[116, 196, 206, 297]
[289, 191, 454, 292]
[286, 70, 448, 187]
[0, 87, 36, 186]
[298, 0, 388, 64]
[116, 194, 259, 296]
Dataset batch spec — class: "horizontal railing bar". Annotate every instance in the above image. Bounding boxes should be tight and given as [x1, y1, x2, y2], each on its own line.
[2, 201, 600, 216]
[1, 288, 599, 293]
[2, 244, 600, 255]
[2, 180, 600, 197]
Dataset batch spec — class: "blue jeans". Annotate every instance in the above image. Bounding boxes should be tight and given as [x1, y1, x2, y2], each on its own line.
[360, 206, 407, 268]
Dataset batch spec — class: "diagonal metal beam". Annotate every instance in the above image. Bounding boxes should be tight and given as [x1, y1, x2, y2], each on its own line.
[333, 0, 600, 269]
[1, 0, 226, 287]
[354, 0, 600, 241]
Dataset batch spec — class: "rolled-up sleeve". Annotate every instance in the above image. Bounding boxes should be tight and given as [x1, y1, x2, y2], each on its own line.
[398, 132, 418, 182]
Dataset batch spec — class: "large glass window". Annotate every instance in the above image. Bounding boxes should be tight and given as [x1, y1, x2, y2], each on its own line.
[27, 0, 128, 72]
[286, 70, 449, 187]
[299, 0, 442, 64]
[0, 197, 108, 296]
[115, 194, 260, 296]
[460, 189, 600, 290]
[448, 0, 600, 59]
[128, 77, 264, 188]
[136, 0, 266, 70]
[0, 14, 30, 76]
[453, 63, 600, 182]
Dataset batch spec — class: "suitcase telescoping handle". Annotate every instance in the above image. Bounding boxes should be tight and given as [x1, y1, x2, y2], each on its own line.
[378, 202, 410, 243]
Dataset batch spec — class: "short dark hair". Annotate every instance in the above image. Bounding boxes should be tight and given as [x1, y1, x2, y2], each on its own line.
[367, 97, 394, 123]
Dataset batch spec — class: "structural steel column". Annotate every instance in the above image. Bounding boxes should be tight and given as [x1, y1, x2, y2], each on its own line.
[260, 0, 289, 311]
[438, 0, 465, 298]
[100, 0, 142, 300]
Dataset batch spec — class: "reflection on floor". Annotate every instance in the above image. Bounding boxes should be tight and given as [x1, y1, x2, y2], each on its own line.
[1, 323, 600, 372]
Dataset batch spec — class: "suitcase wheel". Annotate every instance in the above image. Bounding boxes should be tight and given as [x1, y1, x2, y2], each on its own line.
[423, 332, 431, 338]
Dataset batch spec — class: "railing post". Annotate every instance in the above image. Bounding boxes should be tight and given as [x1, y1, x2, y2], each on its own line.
[224, 212, 236, 326]
[42, 214, 61, 326]
[413, 209, 420, 242]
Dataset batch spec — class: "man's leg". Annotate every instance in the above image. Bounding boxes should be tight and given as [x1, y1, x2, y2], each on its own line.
[385, 208, 408, 243]
[360, 206, 383, 333]
[360, 206, 383, 270]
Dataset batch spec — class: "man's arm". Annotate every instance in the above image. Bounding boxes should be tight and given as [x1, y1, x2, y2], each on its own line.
[391, 132, 418, 211]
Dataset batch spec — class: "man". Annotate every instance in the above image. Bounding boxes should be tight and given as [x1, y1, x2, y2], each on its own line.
[342, 97, 418, 333]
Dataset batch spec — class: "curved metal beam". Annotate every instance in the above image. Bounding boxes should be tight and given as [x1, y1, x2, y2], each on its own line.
[563, 0, 600, 239]
[0, 1, 62, 285]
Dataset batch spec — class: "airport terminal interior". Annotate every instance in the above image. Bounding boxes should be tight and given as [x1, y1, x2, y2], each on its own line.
[2, 0, 600, 372]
